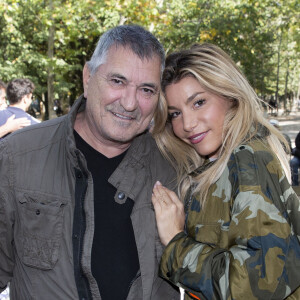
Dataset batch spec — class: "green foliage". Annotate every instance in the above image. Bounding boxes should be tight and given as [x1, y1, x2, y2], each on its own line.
[0, 0, 299, 118]
[154, 0, 299, 99]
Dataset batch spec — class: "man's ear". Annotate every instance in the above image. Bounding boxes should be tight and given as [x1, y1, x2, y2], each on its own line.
[21, 94, 29, 108]
[83, 63, 91, 98]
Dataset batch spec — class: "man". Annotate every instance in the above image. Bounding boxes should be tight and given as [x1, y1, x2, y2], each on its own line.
[0, 78, 39, 136]
[0, 25, 178, 300]
[0, 80, 7, 110]
[0, 79, 31, 138]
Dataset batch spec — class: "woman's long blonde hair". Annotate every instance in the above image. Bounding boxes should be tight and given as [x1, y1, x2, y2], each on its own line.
[153, 43, 290, 204]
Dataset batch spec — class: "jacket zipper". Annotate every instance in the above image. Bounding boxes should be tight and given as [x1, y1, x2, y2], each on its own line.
[74, 168, 93, 300]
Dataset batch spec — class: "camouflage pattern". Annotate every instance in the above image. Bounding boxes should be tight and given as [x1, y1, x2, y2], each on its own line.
[160, 137, 300, 300]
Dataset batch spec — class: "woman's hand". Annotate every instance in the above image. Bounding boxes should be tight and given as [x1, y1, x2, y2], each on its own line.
[152, 181, 185, 246]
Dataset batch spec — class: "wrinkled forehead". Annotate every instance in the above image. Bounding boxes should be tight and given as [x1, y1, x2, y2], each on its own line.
[101, 44, 164, 76]
[100, 46, 161, 84]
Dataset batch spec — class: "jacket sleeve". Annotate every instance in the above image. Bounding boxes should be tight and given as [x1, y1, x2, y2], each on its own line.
[292, 147, 300, 159]
[159, 143, 300, 300]
[0, 140, 15, 291]
[295, 131, 300, 150]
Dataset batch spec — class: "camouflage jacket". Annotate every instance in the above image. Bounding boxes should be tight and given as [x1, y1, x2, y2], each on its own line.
[160, 138, 300, 300]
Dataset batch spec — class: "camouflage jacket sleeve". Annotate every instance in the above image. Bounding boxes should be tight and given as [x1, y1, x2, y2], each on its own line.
[159, 140, 300, 300]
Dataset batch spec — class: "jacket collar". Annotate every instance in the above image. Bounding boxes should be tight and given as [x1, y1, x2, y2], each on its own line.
[64, 95, 87, 168]
[108, 132, 153, 204]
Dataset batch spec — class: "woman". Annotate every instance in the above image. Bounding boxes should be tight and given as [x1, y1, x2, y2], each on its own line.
[152, 44, 300, 300]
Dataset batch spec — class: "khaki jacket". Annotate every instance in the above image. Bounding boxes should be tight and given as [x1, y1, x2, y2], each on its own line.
[0, 96, 179, 300]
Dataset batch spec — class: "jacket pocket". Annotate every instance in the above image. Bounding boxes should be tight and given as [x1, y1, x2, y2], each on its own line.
[16, 193, 67, 270]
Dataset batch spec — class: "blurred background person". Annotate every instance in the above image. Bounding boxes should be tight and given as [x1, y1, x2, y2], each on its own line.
[0, 78, 39, 138]
[0, 80, 7, 110]
[291, 131, 300, 186]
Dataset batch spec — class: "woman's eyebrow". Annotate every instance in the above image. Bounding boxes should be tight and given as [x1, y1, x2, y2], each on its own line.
[186, 92, 205, 104]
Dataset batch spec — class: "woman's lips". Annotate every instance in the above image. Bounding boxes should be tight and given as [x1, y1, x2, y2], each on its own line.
[188, 131, 208, 144]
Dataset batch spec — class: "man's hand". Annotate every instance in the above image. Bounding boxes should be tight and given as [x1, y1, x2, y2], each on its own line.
[152, 181, 185, 246]
[5, 115, 31, 132]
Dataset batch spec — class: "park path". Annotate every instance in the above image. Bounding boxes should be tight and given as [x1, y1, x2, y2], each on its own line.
[276, 111, 300, 148]
[275, 110, 300, 195]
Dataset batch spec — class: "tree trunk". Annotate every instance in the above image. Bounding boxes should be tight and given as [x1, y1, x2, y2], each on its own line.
[297, 73, 300, 101]
[275, 31, 282, 115]
[284, 57, 289, 112]
[47, 0, 55, 120]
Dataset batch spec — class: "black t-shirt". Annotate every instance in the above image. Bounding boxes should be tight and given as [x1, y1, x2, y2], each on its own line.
[74, 131, 139, 300]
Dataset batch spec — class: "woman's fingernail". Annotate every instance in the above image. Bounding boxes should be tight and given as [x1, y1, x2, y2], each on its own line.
[154, 181, 162, 187]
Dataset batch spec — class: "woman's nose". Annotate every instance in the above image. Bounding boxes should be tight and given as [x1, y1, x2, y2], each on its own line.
[183, 116, 197, 132]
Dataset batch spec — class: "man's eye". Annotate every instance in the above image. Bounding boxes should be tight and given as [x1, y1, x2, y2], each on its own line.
[143, 87, 153, 93]
[142, 88, 155, 95]
[138, 87, 156, 99]
[111, 78, 123, 85]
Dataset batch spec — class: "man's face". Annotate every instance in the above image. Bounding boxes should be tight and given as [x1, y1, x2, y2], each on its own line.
[83, 46, 161, 145]
[0, 88, 6, 107]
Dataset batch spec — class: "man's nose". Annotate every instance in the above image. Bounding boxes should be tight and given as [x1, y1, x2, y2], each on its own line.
[120, 86, 138, 112]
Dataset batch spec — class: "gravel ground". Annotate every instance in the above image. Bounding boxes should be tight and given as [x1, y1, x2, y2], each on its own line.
[271, 110, 300, 148]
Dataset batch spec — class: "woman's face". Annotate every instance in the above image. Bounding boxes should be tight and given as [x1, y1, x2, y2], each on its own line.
[165, 76, 232, 159]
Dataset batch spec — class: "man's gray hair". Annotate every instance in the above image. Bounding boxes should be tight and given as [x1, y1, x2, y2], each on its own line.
[87, 25, 165, 75]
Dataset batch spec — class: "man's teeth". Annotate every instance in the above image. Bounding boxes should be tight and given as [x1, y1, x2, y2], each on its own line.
[114, 113, 132, 120]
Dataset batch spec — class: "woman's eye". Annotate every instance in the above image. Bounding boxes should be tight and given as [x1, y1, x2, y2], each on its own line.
[168, 111, 180, 120]
[194, 99, 205, 108]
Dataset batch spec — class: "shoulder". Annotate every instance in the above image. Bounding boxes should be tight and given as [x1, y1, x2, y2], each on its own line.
[26, 113, 40, 124]
[1, 116, 67, 155]
[230, 138, 278, 168]
[296, 132, 300, 147]
[0, 109, 10, 116]
[0, 109, 12, 125]
[128, 132, 176, 185]
[129, 132, 173, 167]
[228, 139, 282, 188]
[225, 138, 295, 216]
[130, 132, 166, 160]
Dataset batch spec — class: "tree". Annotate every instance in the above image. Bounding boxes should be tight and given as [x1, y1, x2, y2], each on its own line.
[0, 0, 299, 117]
